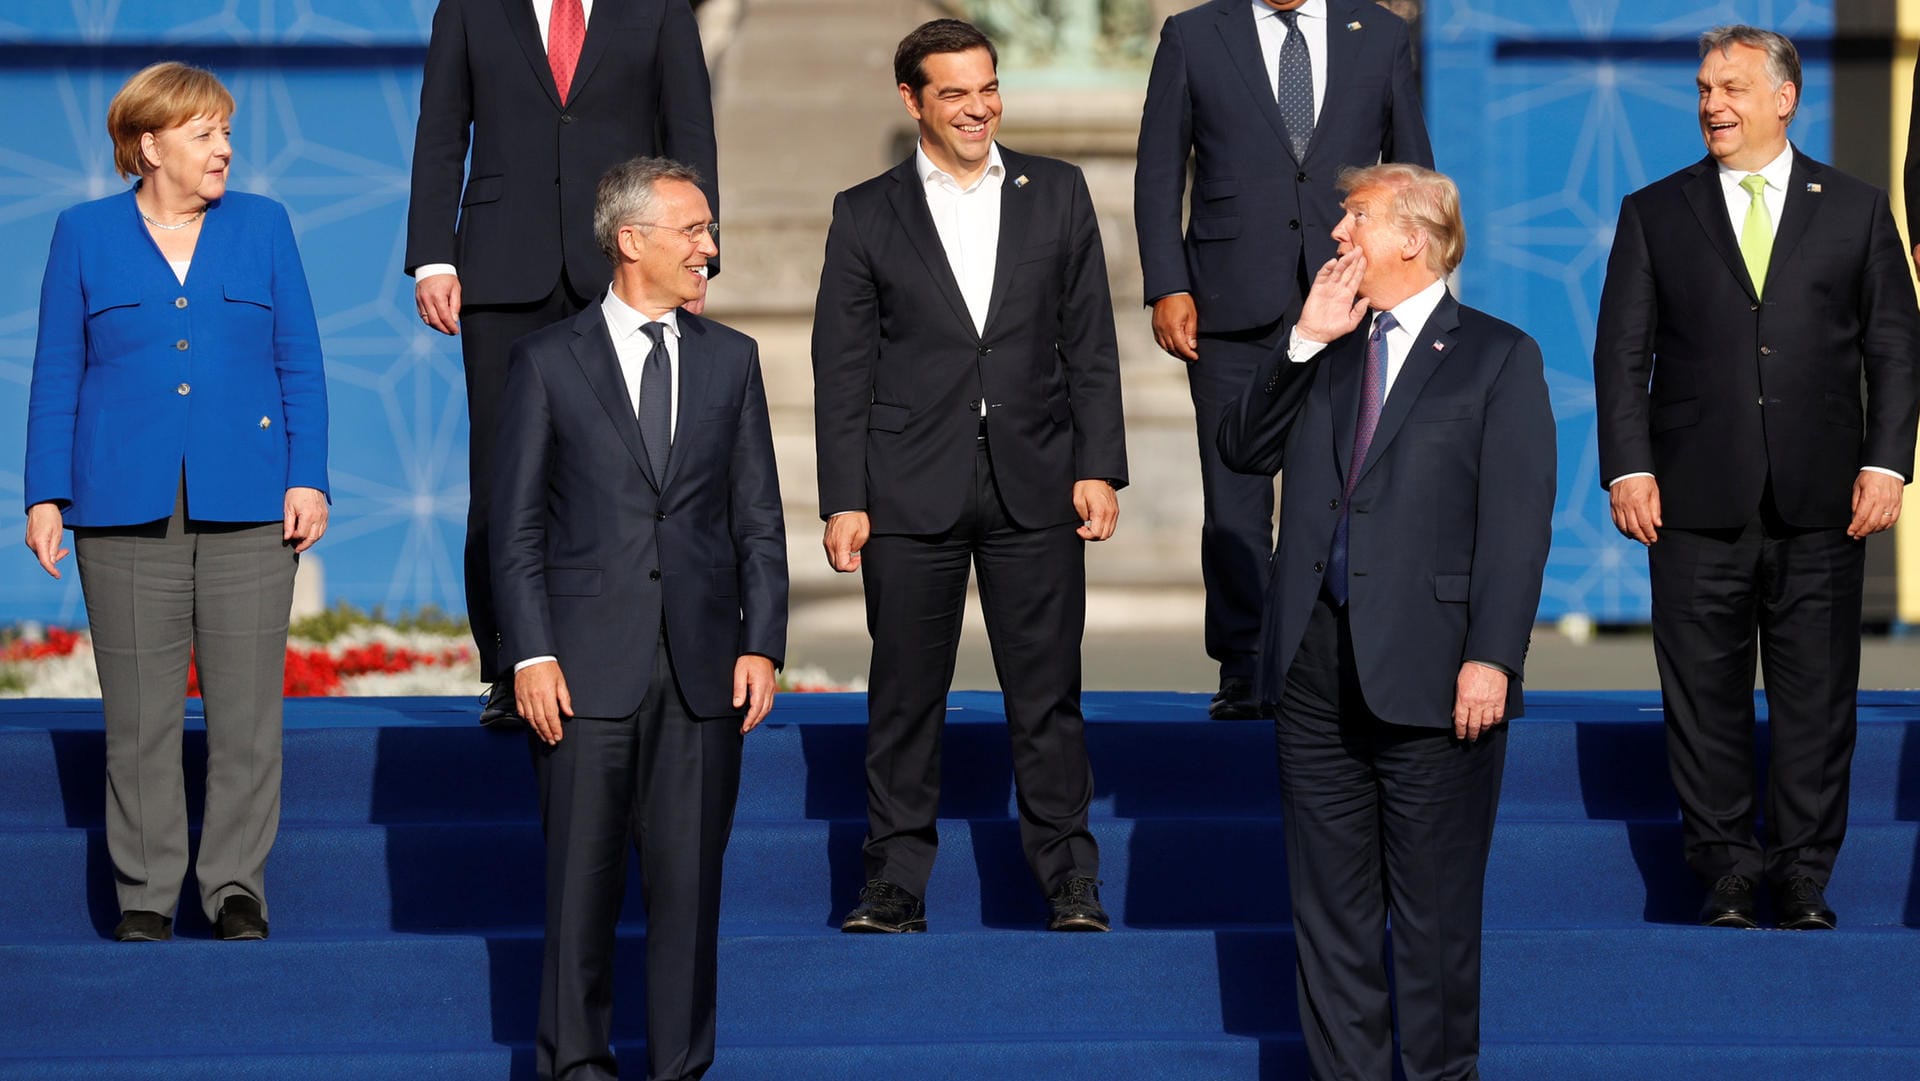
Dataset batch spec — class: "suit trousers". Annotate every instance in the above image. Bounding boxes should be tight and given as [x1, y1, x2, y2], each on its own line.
[531, 635, 742, 1081]
[858, 438, 1099, 899]
[1189, 318, 1288, 683]
[72, 475, 296, 922]
[461, 273, 594, 679]
[1275, 592, 1505, 1081]
[1648, 489, 1864, 887]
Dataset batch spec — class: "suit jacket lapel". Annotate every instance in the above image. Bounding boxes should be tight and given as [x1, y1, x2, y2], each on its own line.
[569, 304, 659, 489]
[1215, 0, 1296, 160]
[566, 0, 623, 104]
[659, 312, 712, 492]
[1308, 0, 1364, 162]
[884, 158, 977, 336]
[1328, 331, 1364, 483]
[1680, 157, 1758, 301]
[981, 149, 1035, 335]
[1766, 149, 1821, 292]
[501, 0, 565, 110]
[1355, 293, 1461, 488]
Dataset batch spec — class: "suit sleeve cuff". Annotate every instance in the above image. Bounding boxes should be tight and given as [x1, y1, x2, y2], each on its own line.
[1606, 471, 1654, 489]
[413, 263, 458, 281]
[513, 655, 556, 673]
[1862, 466, 1907, 482]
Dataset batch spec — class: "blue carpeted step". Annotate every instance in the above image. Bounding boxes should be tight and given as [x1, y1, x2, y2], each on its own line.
[5, 695, 1916, 828]
[4, 928, 1918, 1054]
[7, 816, 1918, 939]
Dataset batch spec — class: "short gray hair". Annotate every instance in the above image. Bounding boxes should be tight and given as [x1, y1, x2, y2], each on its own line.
[593, 156, 706, 263]
[1699, 25, 1801, 122]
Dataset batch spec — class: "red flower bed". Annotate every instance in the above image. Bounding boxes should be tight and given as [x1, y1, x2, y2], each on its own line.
[184, 641, 476, 697]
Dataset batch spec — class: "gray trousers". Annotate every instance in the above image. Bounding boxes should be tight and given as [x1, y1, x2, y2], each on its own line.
[73, 480, 296, 922]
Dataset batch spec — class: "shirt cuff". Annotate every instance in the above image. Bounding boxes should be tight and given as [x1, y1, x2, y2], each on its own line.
[413, 263, 458, 281]
[1606, 472, 1654, 489]
[1288, 327, 1329, 363]
[1466, 659, 1513, 677]
[1862, 466, 1907, 482]
[513, 655, 556, 673]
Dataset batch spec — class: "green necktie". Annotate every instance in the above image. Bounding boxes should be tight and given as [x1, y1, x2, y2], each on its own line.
[1739, 173, 1771, 296]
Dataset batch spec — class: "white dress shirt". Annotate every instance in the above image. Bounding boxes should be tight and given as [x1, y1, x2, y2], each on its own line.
[1286, 277, 1447, 401]
[1253, 0, 1329, 119]
[414, 0, 597, 284]
[1607, 143, 1899, 486]
[917, 140, 1004, 338]
[514, 285, 680, 675]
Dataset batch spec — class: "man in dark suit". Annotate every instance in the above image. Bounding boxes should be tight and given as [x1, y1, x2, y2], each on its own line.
[812, 19, 1129, 935]
[407, 0, 718, 713]
[1220, 163, 1555, 1081]
[491, 157, 785, 1081]
[1594, 25, 1919, 931]
[1136, 0, 1432, 718]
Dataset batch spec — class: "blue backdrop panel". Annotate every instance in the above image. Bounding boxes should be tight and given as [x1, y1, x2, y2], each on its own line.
[0, 5, 470, 625]
[1426, 0, 1835, 621]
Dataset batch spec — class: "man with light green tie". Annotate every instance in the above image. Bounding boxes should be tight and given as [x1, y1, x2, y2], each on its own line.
[1593, 25, 1919, 932]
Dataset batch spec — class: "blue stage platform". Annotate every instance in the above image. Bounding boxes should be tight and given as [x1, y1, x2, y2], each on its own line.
[1, 691, 1916, 1079]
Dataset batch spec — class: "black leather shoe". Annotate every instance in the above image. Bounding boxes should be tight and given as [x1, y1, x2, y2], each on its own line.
[1774, 875, 1837, 930]
[113, 910, 172, 942]
[478, 678, 523, 729]
[840, 879, 926, 933]
[1209, 677, 1260, 720]
[214, 895, 269, 941]
[1047, 875, 1110, 932]
[1698, 873, 1759, 929]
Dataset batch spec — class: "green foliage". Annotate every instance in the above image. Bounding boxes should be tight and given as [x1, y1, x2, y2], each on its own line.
[289, 601, 469, 644]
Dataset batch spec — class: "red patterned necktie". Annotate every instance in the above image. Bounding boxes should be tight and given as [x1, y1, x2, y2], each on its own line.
[1327, 311, 1396, 605]
[548, 0, 585, 105]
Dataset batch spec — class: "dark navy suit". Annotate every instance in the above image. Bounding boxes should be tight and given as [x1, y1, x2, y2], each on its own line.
[491, 302, 785, 1081]
[1136, 0, 1431, 685]
[1220, 292, 1554, 1080]
[408, 0, 718, 678]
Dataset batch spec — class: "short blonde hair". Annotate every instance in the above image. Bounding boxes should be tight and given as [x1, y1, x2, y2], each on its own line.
[106, 62, 235, 180]
[1336, 163, 1466, 277]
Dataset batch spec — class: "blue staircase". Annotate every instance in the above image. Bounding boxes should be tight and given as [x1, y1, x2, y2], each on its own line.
[1, 690, 1917, 1079]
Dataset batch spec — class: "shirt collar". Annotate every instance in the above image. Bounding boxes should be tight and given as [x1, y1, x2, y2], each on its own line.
[915, 140, 1006, 194]
[1254, 0, 1327, 24]
[1716, 143, 1794, 191]
[602, 288, 679, 343]
[1378, 277, 1448, 341]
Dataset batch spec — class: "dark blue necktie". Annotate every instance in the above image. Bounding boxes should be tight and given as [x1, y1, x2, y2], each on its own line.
[638, 321, 672, 477]
[1327, 312, 1395, 605]
[1275, 9, 1315, 161]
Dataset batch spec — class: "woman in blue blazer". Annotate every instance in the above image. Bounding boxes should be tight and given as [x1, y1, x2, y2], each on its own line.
[22, 62, 330, 943]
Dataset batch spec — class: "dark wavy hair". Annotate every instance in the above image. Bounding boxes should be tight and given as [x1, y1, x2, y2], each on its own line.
[894, 19, 997, 100]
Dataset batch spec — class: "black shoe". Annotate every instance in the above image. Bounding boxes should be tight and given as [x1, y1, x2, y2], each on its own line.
[1208, 677, 1260, 720]
[1046, 875, 1110, 932]
[113, 910, 172, 942]
[1698, 873, 1759, 929]
[478, 678, 523, 729]
[214, 895, 269, 940]
[1774, 875, 1837, 930]
[839, 879, 926, 933]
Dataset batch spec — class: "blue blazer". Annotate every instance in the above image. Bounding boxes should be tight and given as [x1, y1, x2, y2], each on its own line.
[1219, 293, 1556, 726]
[25, 189, 329, 526]
[490, 304, 788, 720]
[1134, 0, 1432, 333]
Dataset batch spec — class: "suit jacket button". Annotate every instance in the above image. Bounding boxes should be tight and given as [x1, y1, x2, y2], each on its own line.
[1297, 171, 1308, 183]
[968, 399, 980, 410]
[560, 114, 574, 124]
[1750, 304, 1761, 312]
[1288, 219, 1300, 230]
[1312, 561, 1325, 573]
[1759, 346, 1772, 355]
[175, 339, 189, 350]
[656, 511, 667, 521]
[977, 345, 991, 355]
[649, 569, 661, 581]
[176, 383, 190, 396]
[174, 297, 188, 309]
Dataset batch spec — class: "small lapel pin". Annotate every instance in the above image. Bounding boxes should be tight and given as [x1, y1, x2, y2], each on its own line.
[1431, 340, 1445, 351]
[1347, 20, 1362, 30]
[1014, 175, 1029, 188]
[1806, 182, 1822, 193]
